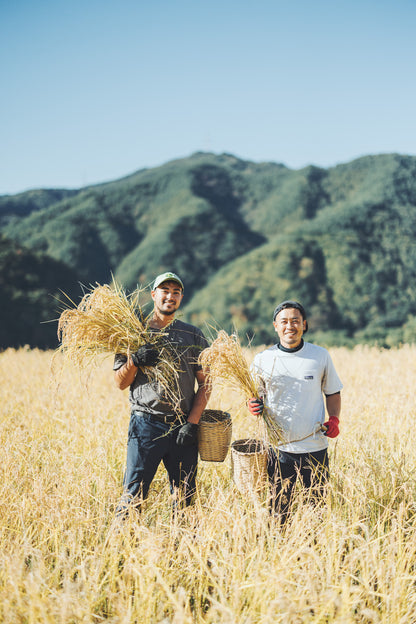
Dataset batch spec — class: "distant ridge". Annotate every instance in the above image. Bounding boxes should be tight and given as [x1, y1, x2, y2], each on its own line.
[1, 151, 416, 349]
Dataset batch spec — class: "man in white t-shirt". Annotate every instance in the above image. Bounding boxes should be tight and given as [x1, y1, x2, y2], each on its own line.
[248, 300, 343, 524]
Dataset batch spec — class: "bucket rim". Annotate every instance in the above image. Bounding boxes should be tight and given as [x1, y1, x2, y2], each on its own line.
[231, 438, 267, 454]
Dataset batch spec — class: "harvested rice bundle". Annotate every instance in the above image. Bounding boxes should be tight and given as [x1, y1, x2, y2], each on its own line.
[57, 281, 182, 413]
[199, 330, 284, 445]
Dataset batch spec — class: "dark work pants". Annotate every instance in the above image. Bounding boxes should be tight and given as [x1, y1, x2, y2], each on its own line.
[116, 411, 198, 516]
[268, 447, 329, 523]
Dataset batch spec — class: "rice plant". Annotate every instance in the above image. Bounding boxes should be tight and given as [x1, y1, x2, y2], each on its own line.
[1, 345, 416, 622]
[199, 330, 285, 445]
[57, 280, 182, 414]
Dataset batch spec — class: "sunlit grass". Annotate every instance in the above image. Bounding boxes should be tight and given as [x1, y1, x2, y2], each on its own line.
[1, 345, 416, 622]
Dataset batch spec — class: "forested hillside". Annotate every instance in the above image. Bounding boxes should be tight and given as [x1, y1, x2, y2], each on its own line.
[0, 234, 79, 348]
[1, 152, 416, 348]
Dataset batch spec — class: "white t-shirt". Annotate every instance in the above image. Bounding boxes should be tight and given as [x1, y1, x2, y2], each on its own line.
[251, 342, 343, 453]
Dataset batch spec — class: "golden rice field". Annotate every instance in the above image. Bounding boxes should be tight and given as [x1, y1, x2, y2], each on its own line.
[1, 345, 416, 623]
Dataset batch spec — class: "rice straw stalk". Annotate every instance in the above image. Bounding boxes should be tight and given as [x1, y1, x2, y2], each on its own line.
[57, 281, 182, 414]
[199, 330, 284, 445]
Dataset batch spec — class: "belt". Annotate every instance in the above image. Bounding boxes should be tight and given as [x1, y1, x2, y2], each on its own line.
[134, 411, 180, 425]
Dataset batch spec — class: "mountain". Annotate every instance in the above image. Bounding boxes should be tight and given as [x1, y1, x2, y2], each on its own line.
[1, 151, 416, 349]
[0, 234, 80, 348]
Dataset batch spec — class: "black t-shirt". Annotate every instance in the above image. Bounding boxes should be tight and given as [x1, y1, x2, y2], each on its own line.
[113, 319, 208, 416]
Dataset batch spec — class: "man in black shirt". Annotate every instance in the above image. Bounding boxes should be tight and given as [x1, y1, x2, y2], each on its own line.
[113, 272, 210, 516]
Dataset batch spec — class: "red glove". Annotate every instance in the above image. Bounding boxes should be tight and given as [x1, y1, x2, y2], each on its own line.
[248, 397, 264, 416]
[323, 416, 339, 438]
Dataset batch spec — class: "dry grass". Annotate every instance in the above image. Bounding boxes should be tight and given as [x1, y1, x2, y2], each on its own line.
[57, 281, 182, 414]
[1, 344, 416, 622]
[199, 330, 285, 445]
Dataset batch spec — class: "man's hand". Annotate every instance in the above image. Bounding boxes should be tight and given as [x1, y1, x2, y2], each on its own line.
[176, 422, 199, 447]
[131, 343, 159, 368]
[248, 397, 264, 416]
[323, 415, 339, 438]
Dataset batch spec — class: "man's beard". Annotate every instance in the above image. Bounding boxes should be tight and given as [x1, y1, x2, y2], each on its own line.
[156, 304, 177, 316]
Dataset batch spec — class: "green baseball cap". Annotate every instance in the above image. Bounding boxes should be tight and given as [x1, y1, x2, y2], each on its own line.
[153, 272, 184, 291]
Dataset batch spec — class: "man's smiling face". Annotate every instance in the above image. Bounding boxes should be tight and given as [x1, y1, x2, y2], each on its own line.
[273, 307, 306, 349]
[151, 280, 184, 317]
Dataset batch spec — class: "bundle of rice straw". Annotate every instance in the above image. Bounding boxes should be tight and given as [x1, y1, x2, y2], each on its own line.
[57, 281, 182, 414]
[199, 330, 284, 446]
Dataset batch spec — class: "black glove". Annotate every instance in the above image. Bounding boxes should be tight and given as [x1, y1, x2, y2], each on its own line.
[176, 422, 199, 447]
[131, 343, 159, 368]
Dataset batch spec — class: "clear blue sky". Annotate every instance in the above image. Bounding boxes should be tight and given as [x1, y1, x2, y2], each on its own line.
[1, 0, 415, 195]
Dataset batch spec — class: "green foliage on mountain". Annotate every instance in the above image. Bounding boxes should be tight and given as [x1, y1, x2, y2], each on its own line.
[0, 188, 78, 228]
[0, 234, 80, 348]
[1, 151, 416, 349]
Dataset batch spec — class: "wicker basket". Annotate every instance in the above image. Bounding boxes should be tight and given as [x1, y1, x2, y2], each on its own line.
[231, 438, 268, 496]
[198, 409, 232, 462]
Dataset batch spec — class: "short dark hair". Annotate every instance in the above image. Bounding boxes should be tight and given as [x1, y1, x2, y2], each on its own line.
[273, 300, 308, 333]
